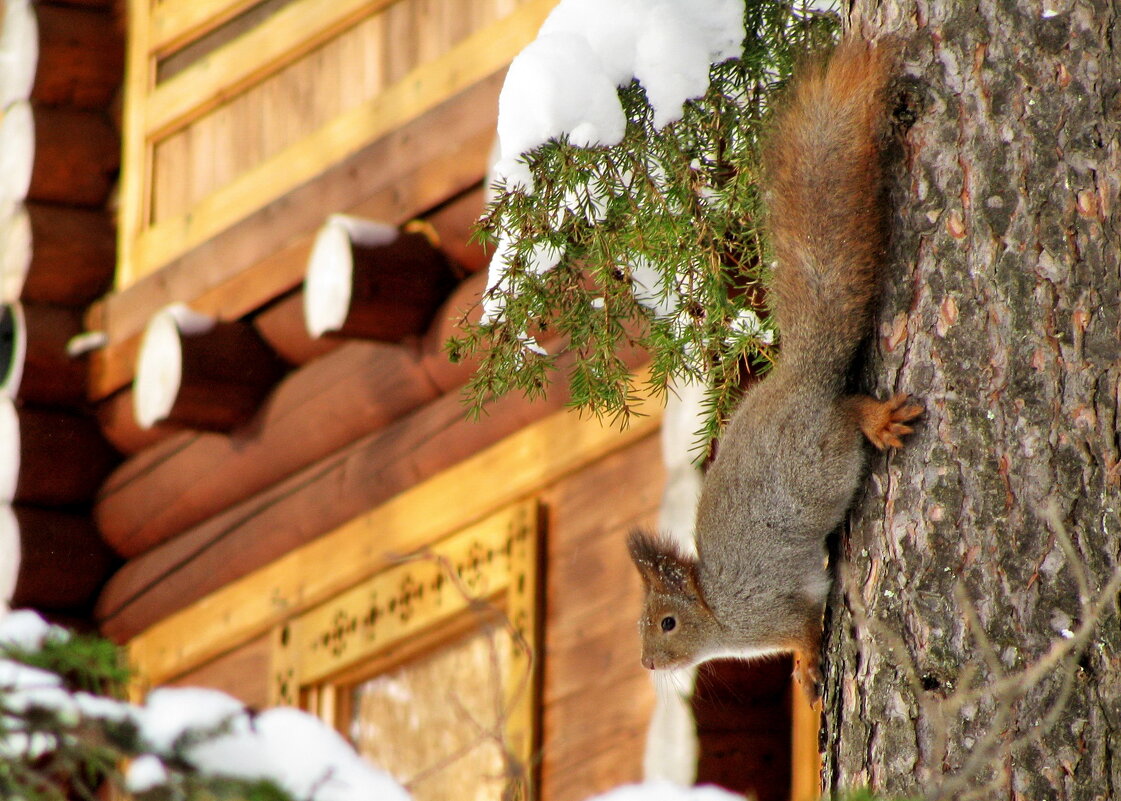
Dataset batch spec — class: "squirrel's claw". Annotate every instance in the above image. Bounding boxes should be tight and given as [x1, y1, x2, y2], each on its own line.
[794, 654, 823, 703]
[853, 393, 924, 451]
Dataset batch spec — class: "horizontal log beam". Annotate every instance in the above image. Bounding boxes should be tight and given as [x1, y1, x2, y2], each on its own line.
[8, 505, 118, 612]
[108, 364, 662, 684]
[251, 291, 340, 366]
[97, 338, 439, 557]
[95, 390, 181, 455]
[1, 397, 119, 506]
[34, 3, 125, 109]
[29, 104, 120, 208]
[21, 202, 116, 306]
[0, 301, 87, 406]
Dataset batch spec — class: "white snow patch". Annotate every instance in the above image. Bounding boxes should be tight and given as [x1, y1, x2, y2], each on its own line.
[0, 608, 69, 650]
[126, 754, 170, 794]
[186, 706, 411, 801]
[137, 687, 247, 753]
[630, 257, 678, 319]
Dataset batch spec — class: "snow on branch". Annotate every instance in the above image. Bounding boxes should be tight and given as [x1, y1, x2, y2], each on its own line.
[450, 0, 841, 447]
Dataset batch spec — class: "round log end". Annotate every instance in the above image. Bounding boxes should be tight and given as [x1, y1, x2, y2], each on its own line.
[0, 504, 18, 609]
[0, 398, 18, 503]
[0, 0, 39, 109]
[0, 102, 34, 205]
[304, 218, 356, 338]
[0, 203, 31, 302]
[133, 310, 183, 429]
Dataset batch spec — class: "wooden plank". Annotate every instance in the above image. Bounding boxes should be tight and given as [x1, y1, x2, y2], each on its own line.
[166, 633, 272, 712]
[149, 0, 259, 54]
[790, 694, 822, 801]
[131, 0, 555, 279]
[116, 0, 153, 288]
[147, 0, 396, 137]
[90, 73, 501, 399]
[122, 367, 663, 686]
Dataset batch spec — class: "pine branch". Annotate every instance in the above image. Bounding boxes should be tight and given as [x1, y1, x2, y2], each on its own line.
[451, 0, 841, 449]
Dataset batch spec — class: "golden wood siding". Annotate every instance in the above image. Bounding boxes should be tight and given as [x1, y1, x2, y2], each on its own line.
[117, 0, 556, 289]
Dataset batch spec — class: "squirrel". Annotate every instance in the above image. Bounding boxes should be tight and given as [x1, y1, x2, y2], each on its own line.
[628, 38, 921, 696]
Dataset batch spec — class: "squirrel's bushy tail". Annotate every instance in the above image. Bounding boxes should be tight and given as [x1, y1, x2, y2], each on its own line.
[765, 38, 895, 384]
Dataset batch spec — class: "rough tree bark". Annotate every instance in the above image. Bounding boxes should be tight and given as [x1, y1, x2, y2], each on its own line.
[822, 1, 1121, 799]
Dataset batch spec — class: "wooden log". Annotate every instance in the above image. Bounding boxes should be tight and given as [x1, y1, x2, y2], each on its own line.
[95, 346, 652, 639]
[0, 301, 87, 406]
[418, 270, 487, 394]
[21, 201, 115, 306]
[8, 504, 118, 612]
[97, 339, 438, 558]
[0, 396, 119, 506]
[0, 101, 34, 205]
[303, 215, 458, 342]
[33, 4, 124, 109]
[132, 305, 285, 432]
[418, 270, 568, 395]
[0, 0, 38, 109]
[95, 389, 181, 455]
[421, 184, 489, 274]
[0, 203, 32, 302]
[252, 291, 340, 366]
[29, 104, 119, 208]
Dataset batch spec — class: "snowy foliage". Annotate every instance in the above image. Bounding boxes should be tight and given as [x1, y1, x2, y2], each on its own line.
[450, 0, 840, 447]
[0, 610, 408, 801]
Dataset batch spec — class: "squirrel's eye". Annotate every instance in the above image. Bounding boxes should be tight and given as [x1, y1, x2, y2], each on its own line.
[660, 616, 676, 632]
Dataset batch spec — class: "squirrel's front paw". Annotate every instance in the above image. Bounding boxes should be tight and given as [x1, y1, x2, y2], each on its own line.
[793, 654, 823, 703]
[853, 393, 923, 450]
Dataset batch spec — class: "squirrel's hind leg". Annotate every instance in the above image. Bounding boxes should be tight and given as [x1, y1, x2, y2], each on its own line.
[848, 393, 923, 450]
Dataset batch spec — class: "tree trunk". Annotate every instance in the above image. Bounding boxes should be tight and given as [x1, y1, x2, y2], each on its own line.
[822, 2, 1121, 799]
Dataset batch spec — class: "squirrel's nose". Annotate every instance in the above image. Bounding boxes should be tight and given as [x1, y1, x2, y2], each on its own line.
[641, 656, 655, 670]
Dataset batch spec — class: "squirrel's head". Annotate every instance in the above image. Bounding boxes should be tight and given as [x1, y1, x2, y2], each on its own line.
[627, 530, 723, 671]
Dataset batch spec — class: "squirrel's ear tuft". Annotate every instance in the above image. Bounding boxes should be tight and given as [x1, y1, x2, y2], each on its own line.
[627, 529, 700, 600]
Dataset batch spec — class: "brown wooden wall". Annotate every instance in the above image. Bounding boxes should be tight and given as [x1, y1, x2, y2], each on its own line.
[166, 430, 661, 800]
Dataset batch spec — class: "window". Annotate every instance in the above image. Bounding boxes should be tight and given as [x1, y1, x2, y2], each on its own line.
[269, 500, 542, 800]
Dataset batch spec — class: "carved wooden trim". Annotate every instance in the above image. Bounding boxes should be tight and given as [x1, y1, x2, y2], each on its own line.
[266, 499, 542, 778]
